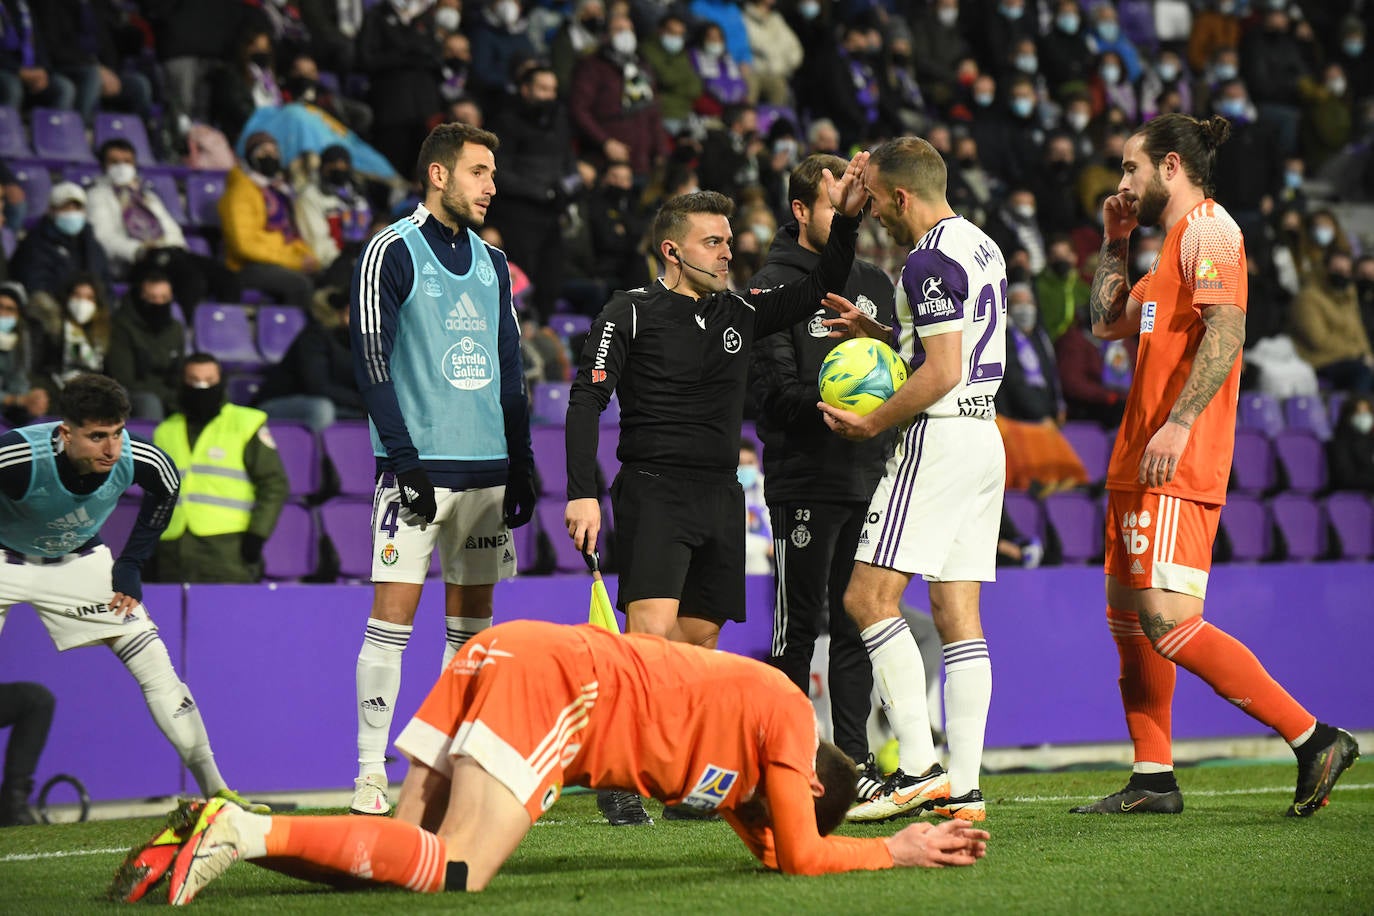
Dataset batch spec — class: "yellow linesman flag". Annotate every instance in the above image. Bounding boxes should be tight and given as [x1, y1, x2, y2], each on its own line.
[584, 551, 620, 633]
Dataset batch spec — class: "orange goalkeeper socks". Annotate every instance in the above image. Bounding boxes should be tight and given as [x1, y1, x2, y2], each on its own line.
[263, 816, 447, 893]
[1153, 617, 1316, 743]
[1108, 607, 1176, 768]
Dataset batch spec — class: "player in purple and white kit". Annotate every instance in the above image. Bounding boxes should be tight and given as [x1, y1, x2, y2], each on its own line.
[819, 137, 1007, 824]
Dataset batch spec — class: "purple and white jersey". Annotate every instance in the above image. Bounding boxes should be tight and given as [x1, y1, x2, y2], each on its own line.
[894, 215, 1008, 420]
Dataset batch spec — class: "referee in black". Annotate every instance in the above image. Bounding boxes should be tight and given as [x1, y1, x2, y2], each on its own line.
[748, 154, 898, 790]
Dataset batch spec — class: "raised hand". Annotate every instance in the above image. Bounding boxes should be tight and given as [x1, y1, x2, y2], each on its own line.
[1102, 191, 1138, 242]
[824, 150, 871, 218]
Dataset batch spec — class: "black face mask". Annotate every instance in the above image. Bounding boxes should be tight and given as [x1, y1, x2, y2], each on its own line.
[957, 156, 978, 169]
[180, 383, 225, 423]
[250, 52, 273, 69]
[322, 169, 351, 188]
[1051, 258, 1075, 276]
[252, 155, 281, 178]
[523, 97, 557, 119]
[1330, 274, 1354, 292]
[1356, 278, 1374, 298]
[135, 298, 173, 330]
[580, 16, 604, 32]
[444, 57, 469, 73]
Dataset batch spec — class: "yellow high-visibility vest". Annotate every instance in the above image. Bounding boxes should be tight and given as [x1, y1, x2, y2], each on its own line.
[154, 405, 266, 539]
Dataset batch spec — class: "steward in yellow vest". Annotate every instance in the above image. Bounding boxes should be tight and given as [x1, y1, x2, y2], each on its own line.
[153, 355, 289, 583]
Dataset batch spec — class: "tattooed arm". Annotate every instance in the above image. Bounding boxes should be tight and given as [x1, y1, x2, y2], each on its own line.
[1137, 303, 1246, 488]
[1089, 236, 1142, 340]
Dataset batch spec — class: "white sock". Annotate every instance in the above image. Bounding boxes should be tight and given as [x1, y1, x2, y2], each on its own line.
[442, 616, 491, 669]
[113, 630, 226, 796]
[356, 619, 412, 778]
[231, 806, 273, 859]
[942, 639, 991, 797]
[1132, 761, 1174, 775]
[861, 617, 937, 775]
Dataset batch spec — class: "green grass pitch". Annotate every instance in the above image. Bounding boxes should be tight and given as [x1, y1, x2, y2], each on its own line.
[1, 764, 1370, 914]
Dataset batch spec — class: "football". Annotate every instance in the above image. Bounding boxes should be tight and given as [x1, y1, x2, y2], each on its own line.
[818, 338, 909, 416]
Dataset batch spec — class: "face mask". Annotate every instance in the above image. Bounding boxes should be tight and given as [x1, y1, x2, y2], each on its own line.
[251, 155, 281, 178]
[0, 316, 16, 334]
[67, 297, 96, 324]
[134, 297, 173, 330]
[1097, 22, 1119, 42]
[1352, 413, 1374, 435]
[610, 30, 637, 56]
[581, 15, 604, 32]
[1312, 225, 1336, 247]
[660, 33, 684, 54]
[1010, 304, 1037, 331]
[1100, 64, 1121, 84]
[1010, 97, 1034, 118]
[937, 7, 958, 27]
[773, 138, 796, 159]
[1012, 203, 1035, 220]
[1134, 252, 1155, 274]
[750, 224, 773, 245]
[1284, 170, 1303, 190]
[1218, 0, 1235, 13]
[1329, 273, 1353, 291]
[1066, 110, 1090, 132]
[974, 92, 994, 107]
[1015, 54, 1037, 74]
[1217, 98, 1246, 119]
[1328, 78, 1347, 96]
[703, 41, 724, 57]
[1157, 62, 1179, 82]
[1000, 3, 1023, 20]
[249, 51, 272, 69]
[180, 382, 225, 423]
[434, 6, 460, 31]
[106, 162, 137, 186]
[55, 211, 86, 236]
[1343, 40, 1364, 58]
[496, 0, 520, 26]
[1051, 258, 1074, 276]
[1213, 63, 1238, 81]
[957, 155, 978, 169]
[444, 56, 468, 73]
[737, 465, 760, 489]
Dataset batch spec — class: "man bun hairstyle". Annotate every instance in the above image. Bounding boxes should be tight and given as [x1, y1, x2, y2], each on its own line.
[1135, 113, 1231, 197]
[650, 190, 734, 261]
[60, 374, 131, 427]
[415, 122, 500, 185]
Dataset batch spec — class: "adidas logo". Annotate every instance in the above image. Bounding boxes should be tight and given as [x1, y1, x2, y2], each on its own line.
[857, 531, 869, 545]
[1130, 559, 1145, 575]
[503, 549, 513, 563]
[172, 696, 197, 719]
[361, 696, 390, 713]
[445, 293, 488, 331]
[403, 485, 419, 502]
[422, 262, 439, 276]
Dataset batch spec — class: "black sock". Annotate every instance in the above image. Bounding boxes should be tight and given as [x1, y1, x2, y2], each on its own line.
[1126, 771, 1179, 793]
[1295, 722, 1337, 758]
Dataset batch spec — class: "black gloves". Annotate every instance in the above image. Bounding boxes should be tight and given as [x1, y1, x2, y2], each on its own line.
[240, 533, 265, 565]
[111, 558, 142, 602]
[396, 468, 437, 527]
[503, 461, 538, 529]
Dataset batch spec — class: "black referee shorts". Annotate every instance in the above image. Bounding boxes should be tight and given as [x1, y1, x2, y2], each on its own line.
[610, 467, 746, 623]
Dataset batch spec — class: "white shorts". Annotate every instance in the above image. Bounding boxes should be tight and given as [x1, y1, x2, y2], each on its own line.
[856, 416, 1005, 583]
[0, 545, 159, 651]
[369, 475, 517, 585]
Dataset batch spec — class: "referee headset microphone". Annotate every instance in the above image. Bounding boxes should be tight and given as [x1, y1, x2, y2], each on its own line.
[669, 245, 720, 282]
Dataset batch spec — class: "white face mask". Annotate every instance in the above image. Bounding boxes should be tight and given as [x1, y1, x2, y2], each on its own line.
[1012, 203, 1035, 220]
[106, 162, 137, 186]
[610, 30, 637, 56]
[1010, 303, 1038, 331]
[1067, 110, 1090, 132]
[496, 0, 519, 26]
[937, 7, 958, 27]
[660, 34, 684, 54]
[434, 6, 460, 31]
[1352, 412, 1374, 435]
[67, 297, 97, 325]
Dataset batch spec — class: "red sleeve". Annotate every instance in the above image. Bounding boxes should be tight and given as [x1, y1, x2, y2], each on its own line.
[1177, 210, 1247, 312]
[761, 764, 894, 876]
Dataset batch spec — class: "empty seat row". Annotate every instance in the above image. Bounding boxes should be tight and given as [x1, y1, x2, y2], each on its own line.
[0, 107, 156, 166]
[193, 303, 308, 372]
[1236, 392, 1343, 441]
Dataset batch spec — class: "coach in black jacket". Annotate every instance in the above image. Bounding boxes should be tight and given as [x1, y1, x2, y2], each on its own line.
[748, 154, 897, 772]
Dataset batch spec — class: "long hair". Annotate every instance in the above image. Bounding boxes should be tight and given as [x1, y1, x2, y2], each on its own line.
[1134, 113, 1231, 197]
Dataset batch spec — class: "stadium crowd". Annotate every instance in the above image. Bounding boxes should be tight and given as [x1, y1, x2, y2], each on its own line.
[1, 0, 1374, 582]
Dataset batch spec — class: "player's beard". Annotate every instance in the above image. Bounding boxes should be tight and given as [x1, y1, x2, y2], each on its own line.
[803, 213, 830, 252]
[1136, 171, 1169, 227]
[441, 176, 485, 229]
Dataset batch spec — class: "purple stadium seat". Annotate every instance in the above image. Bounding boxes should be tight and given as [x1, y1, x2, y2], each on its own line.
[321, 421, 377, 497]
[1230, 429, 1276, 495]
[9, 161, 51, 227]
[535, 499, 589, 572]
[1324, 492, 1374, 559]
[1219, 495, 1270, 562]
[513, 521, 541, 574]
[755, 104, 798, 137]
[30, 107, 95, 163]
[100, 498, 142, 554]
[62, 162, 101, 187]
[93, 113, 156, 166]
[1283, 395, 1332, 441]
[0, 105, 32, 157]
[1002, 490, 1046, 544]
[1270, 493, 1326, 561]
[1237, 392, 1284, 438]
[257, 305, 307, 363]
[124, 418, 157, 441]
[1273, 429, 1327, 494]
[263, 503, 318, 579]
[531, 424, 567, 496]
[183, 233, 212, 257]
[226, 373, 262, 406]
[319, 497, 374, 580]
[532, 381, 571, 425]
[194, 304, 262, 371]
[185, 171, 227, 227]
[1327, 392, 1347, 429]
[268, 422, 320, 498]
[548, 313, 592, 339]
[142, 169, 188, 225]
[1043, 491, 1105, 563]
[1061, 421, 1112, 484]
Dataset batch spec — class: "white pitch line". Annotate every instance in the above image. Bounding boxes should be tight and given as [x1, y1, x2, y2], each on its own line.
[0, 846, 126, 862]
[1008, 782, 1374, 803]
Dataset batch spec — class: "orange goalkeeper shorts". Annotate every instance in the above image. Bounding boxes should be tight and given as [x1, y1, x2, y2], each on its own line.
[1103, 490, 1221, 599]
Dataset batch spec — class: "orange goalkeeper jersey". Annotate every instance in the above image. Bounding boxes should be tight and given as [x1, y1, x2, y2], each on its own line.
[1106, 199, 1247, 505]
[563, 624, 893, 875]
